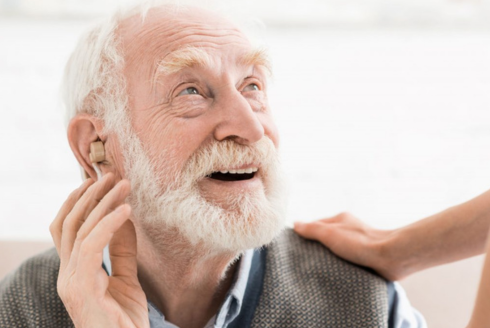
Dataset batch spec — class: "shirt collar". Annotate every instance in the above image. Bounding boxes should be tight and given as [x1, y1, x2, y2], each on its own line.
[102, 247, 255, 328]
[214, 249, 254, 327]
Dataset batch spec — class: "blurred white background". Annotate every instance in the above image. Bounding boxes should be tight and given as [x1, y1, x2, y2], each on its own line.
[1, 0, 490, 327]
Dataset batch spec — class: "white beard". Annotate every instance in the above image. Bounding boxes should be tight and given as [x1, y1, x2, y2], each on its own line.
[117, 126, 287, 254]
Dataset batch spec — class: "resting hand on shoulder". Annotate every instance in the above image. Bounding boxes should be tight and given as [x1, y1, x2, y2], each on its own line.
[294, 213, 402, 281]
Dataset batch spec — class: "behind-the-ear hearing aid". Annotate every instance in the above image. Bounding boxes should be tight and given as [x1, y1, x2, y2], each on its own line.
[89, 141, 105, 180]
[89, 140, 112, 275]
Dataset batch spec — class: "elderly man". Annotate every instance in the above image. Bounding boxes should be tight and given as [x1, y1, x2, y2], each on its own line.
[0, 2, 424, 328]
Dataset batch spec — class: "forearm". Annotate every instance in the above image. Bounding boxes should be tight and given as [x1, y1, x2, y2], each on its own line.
[380, 189, 490, 279]
[467, 226, 490, 328]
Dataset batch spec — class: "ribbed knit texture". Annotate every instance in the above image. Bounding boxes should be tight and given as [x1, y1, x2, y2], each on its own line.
[251, 229, 389, 328]
[0, 229, 388, 327]
[0, 248, 74, 328]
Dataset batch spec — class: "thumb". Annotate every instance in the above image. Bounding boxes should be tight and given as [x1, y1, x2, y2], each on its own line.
[294, 221, 329, 244]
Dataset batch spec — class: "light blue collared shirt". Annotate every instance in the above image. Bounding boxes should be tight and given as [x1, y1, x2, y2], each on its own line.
[103, 247, 426, 328]
[103, 248, 254, 328]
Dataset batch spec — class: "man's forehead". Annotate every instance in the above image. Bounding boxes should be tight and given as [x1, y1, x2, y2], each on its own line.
[119, 6, 256, 75]
[119, 6, 246, 55]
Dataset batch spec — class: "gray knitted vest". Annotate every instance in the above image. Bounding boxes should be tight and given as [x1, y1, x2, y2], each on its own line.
[0, 229, 388, 327]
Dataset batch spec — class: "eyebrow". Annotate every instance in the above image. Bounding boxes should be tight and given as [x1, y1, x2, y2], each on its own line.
[155, 47, 212, 77]
[239, 47, 272, 75]
[153, 46, 272, 83]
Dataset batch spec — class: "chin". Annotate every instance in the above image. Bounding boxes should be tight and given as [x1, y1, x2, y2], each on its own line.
[178, 191, 287, 253]
[135, 184, 288, 255]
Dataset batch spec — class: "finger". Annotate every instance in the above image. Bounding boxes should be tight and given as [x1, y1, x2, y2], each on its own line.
[317, 213, 346, 225]
[319, 212, 358, 225]
[60, 173, 115, 269]
[294, 221, 331, 244]
[76, 204, 132, 282]
[50, 178, 94, 254]
[75, 179, 130, 241]
[69, 179, 131, 266]
[109, 218, 138, 278]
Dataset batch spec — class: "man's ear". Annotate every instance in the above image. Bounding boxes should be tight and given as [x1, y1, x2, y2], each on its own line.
[67, 114, 105, 180]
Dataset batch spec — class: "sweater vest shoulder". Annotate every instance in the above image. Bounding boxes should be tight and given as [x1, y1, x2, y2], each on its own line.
[251, 228, 389, 328]
[0, 248, 74, 328]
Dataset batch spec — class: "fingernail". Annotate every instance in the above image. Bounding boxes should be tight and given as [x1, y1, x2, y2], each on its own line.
[115, 204, 126, 213]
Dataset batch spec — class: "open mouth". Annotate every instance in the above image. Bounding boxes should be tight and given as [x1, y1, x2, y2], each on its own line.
[206, 168, 258, 182]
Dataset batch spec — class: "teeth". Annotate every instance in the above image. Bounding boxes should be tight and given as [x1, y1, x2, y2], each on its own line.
[214, 167, 259, 175]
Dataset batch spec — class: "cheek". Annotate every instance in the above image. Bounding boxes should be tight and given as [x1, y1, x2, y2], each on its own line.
[132, 110, 175, 158]
[137, 117, 212, 177]
[170, 97, 209, 118]
[267, 121, 280, 148]
[246, 92, 267, 112]
[258, 110, 280, 148]
[246, 94, 279, 147]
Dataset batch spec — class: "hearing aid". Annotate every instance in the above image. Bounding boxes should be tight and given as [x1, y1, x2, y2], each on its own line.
[89, 141, 105, 180]
[89, 141, 105, 163]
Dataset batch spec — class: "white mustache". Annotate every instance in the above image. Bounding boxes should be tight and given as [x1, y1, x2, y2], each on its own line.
[181, 137, 278, 183]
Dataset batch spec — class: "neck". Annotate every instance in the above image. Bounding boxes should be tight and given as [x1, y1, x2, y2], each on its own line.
[135, 226, 241, 328]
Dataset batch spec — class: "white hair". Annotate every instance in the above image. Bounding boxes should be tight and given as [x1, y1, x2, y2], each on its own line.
[61, 1, 170, 134]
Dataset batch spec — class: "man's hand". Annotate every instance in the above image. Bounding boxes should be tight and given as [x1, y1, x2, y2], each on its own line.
[49, 173, 149, 328]
[294, 213, 401, 280]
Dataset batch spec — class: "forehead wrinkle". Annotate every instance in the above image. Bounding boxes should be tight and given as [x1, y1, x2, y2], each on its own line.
[150, 29, 247, 55]
[122, 16, 245, 53]
[119, 5, 248, 64]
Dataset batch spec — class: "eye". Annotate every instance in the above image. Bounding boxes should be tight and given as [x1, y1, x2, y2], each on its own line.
[243, 83, 260, 92]
[178, 87, 200, 96]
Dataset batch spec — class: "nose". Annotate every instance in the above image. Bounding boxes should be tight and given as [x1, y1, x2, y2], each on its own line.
[213, 91, 265, 145]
